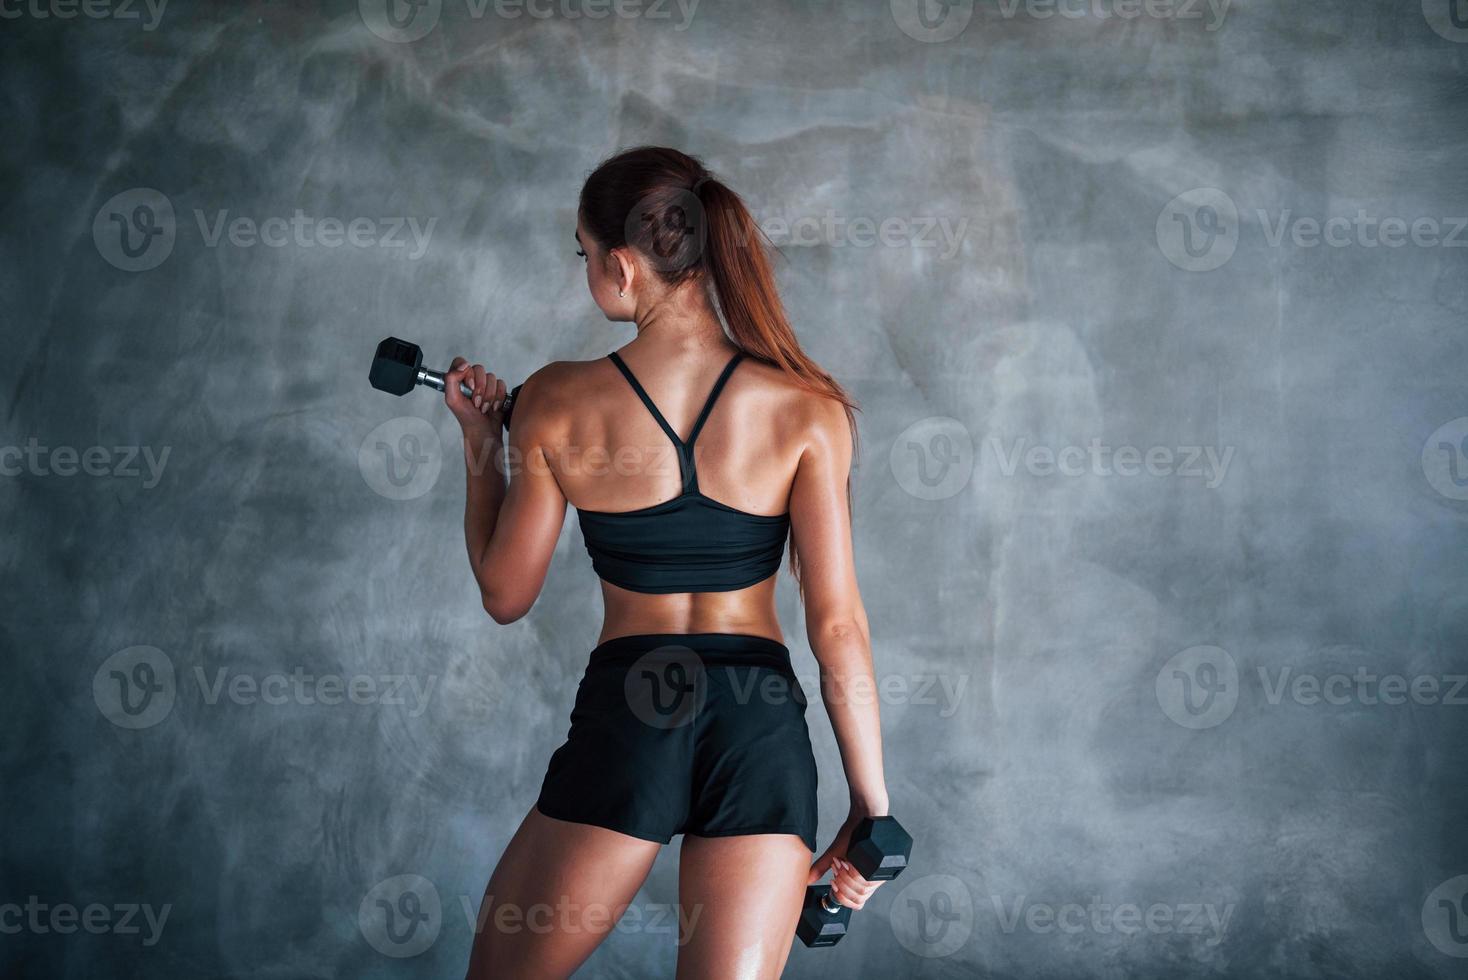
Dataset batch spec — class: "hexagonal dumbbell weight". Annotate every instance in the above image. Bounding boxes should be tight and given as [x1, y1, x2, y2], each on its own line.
[797, 815, 913, 948]
[369, 336, 519, 425]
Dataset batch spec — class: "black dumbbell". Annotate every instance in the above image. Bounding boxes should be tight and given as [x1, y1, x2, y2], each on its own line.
[369, 336, 519, 425]
[797, 815, 913, 948]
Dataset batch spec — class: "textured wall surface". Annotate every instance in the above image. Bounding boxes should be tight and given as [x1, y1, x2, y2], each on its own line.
[4, 1, 1467, 977]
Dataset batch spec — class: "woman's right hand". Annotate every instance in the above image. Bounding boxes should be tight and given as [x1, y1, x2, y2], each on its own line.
[444, 357, 509, 433]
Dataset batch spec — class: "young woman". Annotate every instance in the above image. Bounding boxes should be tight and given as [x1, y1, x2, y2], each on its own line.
[448, 146, 891, 979]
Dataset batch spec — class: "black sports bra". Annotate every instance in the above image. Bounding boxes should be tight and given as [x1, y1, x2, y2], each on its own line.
[576, 350, 791, 594]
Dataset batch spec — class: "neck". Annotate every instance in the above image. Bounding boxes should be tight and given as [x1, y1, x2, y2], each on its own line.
[629, 285, 732, 358]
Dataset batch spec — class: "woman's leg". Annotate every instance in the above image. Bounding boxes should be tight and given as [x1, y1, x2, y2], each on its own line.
[464, 806, 662, 980]
[674, 833, 812, 980]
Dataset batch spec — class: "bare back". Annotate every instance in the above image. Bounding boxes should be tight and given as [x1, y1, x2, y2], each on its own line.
[525, 345, 818, 643]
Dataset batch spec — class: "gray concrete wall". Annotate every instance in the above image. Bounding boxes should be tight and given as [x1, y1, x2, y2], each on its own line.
[4, 0, 1467, 976]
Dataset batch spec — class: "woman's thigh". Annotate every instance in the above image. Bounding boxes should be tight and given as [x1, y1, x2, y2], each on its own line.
[464, 806, 662, 980]
[675, 833, 812, 980]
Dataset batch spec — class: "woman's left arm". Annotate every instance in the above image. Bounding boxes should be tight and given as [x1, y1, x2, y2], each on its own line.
[445, 359, 567, 624]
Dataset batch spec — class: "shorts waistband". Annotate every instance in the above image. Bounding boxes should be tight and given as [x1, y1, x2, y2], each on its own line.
[587, 632, 793, 675]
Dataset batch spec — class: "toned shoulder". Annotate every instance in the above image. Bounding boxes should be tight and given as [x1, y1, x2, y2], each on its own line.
[513, 358, 609, 415]
[507, 359, 597, 442]
[737, 357, 852, 455]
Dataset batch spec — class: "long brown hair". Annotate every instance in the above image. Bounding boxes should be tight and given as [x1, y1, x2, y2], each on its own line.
[579, 146, 858, 590]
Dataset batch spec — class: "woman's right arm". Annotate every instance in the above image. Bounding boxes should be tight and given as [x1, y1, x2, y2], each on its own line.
[445, 361, 568, 624]
[788, 395, 890, 910]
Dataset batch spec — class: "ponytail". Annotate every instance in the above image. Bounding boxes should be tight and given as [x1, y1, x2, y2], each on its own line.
[579, 146, 859, 592]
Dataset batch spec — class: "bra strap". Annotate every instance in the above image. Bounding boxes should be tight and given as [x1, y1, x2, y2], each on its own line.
[607, 352, 683, 447]
[685, 352, 745, 451]
[607, 351, 693, 488]
[606, 349, 745, 492]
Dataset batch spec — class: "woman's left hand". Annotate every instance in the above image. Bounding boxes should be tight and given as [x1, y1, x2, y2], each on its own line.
[807, 812, 887, 911]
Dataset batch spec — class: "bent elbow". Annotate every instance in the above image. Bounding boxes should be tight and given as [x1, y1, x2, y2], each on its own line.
[481, 592, 526, 625]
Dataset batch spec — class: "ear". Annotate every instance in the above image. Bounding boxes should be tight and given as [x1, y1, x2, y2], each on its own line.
[610, 246, 638, 294]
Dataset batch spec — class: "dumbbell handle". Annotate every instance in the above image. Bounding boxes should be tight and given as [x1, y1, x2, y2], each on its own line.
[818, 893, 845, 915]
[418, 367, 517, 418]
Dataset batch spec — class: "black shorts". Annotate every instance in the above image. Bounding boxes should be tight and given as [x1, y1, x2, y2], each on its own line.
[536, 633, 819, 853]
